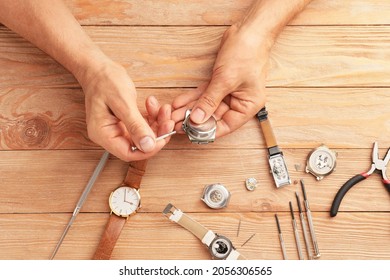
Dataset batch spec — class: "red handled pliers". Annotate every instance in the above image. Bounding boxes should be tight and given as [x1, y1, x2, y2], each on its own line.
[330, 142, 390, 217]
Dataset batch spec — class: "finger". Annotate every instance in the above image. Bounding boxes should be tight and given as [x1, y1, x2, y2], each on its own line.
[108, 90, 156, 153]
[145, 95, 161, 124]
[215, 110, 249, 138]
[157, 103, 172, 125]
[190, 76, 230, 124]
[172, 82, 208, 110]
[213, 100, 230, 121]
[171, 102, 195, 124]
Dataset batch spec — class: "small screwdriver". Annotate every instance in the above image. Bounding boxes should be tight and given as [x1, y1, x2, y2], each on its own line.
[290, 201, 304, 260]
[131, 131, 177, 152]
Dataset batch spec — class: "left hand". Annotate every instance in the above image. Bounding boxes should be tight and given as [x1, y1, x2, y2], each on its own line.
[172, 24, 270, 137]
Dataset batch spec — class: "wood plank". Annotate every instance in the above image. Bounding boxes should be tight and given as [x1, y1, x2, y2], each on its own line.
[1, 88, 389, 150]
[1, 149, 389, 214]
[0, 212, 388, 259]
[1, 26, 390, 88]
[61, 0, 390, 26]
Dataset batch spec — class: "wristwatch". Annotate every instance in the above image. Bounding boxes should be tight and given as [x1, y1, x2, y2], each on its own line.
[182, 109, 217, 144]
[92, 160, 147, 260]
[305, 145, 337, 180]
[162, 203, 246, 260]
[256, 107, 291, 188]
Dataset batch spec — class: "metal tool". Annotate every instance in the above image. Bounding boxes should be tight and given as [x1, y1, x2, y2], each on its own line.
[241, 233, 256, 247]
[131, 131, 177, 151]
[295, 192, 313, 260]
[289, 201, 304, 260]
[301, 179, 321, 258]
[274, 214, 287, 260]
[236, 218, 241, 237]
[256, 107, 291, 188]
[50, 151, 110, 260]
[330, 142, 390, 217]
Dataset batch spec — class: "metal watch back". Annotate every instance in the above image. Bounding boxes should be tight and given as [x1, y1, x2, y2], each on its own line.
[201, 183, 230, 209]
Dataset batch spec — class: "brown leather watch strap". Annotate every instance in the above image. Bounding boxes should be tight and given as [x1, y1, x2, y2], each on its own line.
[123, 160, 148, 189]
[256, 107, 278, 149]
[92, 214, 127, 260]
[92, 159, 148, 260]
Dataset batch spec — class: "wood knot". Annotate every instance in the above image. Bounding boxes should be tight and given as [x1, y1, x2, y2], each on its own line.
[20, 117, 50, 147]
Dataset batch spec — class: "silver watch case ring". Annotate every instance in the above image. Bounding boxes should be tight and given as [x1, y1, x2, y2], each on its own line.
[208, 234, 233, 260]
[182, 109, 216, 144]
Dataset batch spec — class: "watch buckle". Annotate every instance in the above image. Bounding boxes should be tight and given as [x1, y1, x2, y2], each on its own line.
[162, 203, 178, 217]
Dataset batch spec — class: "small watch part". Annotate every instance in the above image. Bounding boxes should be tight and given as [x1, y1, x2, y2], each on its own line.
[182, 109, 217, 144]
[201, 183, 230, 209]
[305, 145, 337, 180]
[245, 177, 258, 191]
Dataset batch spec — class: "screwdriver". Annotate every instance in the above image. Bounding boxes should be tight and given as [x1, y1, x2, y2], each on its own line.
[289, 201, 304, 260]
[295, 192, 313, 260]
[301, 179, 321, 258]
[50, 150, 110, 259]
[275, 214, 288, 260]
[131, 131, 177, 152]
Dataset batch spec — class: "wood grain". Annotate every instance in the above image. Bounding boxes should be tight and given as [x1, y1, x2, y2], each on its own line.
[62, 0, 390, 26]
[0, 0, 389, 261]
[1, 149, 389, 214]
[1, 26, 390, 88]
[1, 88, 389, 150]
[0, 212, 388, 260]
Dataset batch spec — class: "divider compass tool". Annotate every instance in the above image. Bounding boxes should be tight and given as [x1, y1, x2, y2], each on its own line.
[256, 107, 291, 188]
[330, 142, 390, 217]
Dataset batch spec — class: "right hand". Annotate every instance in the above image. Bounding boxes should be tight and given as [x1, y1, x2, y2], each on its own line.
[78, 60, 174, 161]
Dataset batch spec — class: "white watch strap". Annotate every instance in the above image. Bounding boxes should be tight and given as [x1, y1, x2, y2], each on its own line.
[163, 203, 246, 260]
[163, 203, 212, 242]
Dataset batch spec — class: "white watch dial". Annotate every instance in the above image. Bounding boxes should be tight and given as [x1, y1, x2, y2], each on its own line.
[109, 186, 140, 217]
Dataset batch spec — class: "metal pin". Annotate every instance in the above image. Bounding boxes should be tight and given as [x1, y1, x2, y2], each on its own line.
[131, 131, 177, 152]
[50, 151, 110, 259]
[241, 233, 256, 247]
[295, 192, 313, 260]
[275, 214, 288, 260]
[289, 201, 304, 260]
[301, 179, 321, 258]
[236, 218, 242, 237]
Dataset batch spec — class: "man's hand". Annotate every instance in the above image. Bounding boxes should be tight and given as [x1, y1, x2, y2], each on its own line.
[172, 24, 268, 137]
[172, 0, 312, 138]
[81, 60, 174, 161]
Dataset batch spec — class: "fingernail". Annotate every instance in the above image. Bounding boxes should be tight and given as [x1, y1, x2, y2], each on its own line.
[149, 95, 158, 107]
[139, 136, 155, 152]
[191, 108, 206, 123]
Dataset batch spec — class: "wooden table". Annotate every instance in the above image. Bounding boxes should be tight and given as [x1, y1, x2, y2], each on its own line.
[0, 0, 389, 260]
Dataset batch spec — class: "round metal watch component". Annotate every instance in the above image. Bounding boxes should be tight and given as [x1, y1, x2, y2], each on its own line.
[245, 177, 258, 191]
[201, 183, 230, 209]
[182, 109, 217, 144]
[209, 235, 233, 259]
[109, 186, 141, 217]
[305, 145, 337, 181]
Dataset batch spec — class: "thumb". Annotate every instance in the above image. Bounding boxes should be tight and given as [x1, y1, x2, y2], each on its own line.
[190, 77, 229, 124]
[111, 96, 156, 153]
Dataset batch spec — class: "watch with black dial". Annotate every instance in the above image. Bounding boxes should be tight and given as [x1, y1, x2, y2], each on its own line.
[92, 160, 147, 260]
[162, 203, 246, 260]
[182, 109, 217, 144]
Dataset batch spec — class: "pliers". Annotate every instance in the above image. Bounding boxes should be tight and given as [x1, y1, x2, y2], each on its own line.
[330, 142, 390, 217]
